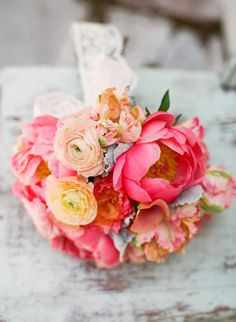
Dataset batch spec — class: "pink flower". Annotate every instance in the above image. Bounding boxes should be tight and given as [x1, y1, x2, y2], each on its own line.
[67, 225, 120, 268]
[12, 180, 59, 239]
[131, 200, 185, 254]
[182, 117, 208, 162]
[21, 115, 58, 160]
[171, 204, 202, 239]
[201, 165, 236, 212]
[92, 175, 133, 233]
[11, 115, 58, 184]
[48, 154, 77, 178]
[113, 112, 205, 203]
[51, 234, 93, 260]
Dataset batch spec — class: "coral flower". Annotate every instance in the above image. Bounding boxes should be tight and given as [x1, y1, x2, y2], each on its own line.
[113, 112, 205, 203]
[54, 118, 104, 177]
[92, 175, 133, 233]
[46, 176, 97, 228]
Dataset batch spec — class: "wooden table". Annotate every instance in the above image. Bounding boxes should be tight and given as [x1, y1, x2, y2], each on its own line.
[0, 67, 236, 322]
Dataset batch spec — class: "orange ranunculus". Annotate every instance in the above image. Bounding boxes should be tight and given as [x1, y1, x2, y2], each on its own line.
[92, 175, 133, 233]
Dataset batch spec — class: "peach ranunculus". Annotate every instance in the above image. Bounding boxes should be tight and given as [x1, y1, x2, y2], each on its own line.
[201, 165, 236, 212]
[92, 175, 133, 233]
[45, 176, 97, 228]
[92, 88, 144, 146]
[11, 115, 58, 184]
[53, 118, 104, 177]
[113, 112, 205, 204]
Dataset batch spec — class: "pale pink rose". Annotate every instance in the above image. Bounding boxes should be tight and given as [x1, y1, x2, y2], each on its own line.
[92, 174, 133, 233]
[201, 165, 236, 212]
[12, 180, 59, 239]
[54, 119, 104, 177]
[46, 176, 97, 228]
[113, 112, 205, 204]
[68, 225, 120, 268]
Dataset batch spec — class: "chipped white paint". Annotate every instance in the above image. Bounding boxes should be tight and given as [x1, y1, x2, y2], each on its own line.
[0, 67, 236, 322]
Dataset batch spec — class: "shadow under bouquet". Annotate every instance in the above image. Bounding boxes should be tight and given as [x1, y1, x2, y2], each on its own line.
[11, 88, 236, 268]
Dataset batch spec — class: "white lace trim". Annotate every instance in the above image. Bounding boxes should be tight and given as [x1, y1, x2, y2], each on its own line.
[34, 22, 137, 117]
[72, 22, 137, 105]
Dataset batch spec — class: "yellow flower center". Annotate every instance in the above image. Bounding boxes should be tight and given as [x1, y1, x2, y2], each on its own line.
[147, 145, 177, 182]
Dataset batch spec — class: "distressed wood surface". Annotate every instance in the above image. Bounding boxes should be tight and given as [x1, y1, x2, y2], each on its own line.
[0, 67, 236, 322]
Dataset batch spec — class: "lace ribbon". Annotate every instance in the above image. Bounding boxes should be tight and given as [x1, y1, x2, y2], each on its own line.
[34, 22, 137, 117]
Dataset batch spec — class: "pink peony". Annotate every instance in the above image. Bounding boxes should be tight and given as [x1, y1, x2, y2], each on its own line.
[20, 115, 58, 160]
[66, 225, 120, 268]
[48, 154, 77, 178]
[51, 234, 93, 260]
[11, 115, 58, 184]
[113, 112, 205, 203]
[182, 117, 208, 162]
[12, 179, 59, 239]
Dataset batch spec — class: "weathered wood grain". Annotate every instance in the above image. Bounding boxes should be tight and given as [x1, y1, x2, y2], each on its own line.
[0, 67, 236, 322]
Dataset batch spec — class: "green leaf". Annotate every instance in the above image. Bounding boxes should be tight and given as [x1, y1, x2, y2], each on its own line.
[145, 106, 151, 116]
[173, 114, 182, 125]
[158, 90, 170, 112]
[200, 197, 224, 213]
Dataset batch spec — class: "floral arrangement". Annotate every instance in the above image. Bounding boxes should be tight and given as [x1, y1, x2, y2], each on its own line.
[11, 88, 236, 268]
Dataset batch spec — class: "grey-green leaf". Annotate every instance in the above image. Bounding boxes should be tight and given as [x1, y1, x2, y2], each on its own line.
[173, 114, 182, 125]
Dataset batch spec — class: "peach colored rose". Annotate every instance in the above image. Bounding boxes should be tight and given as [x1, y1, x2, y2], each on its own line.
[54, 119, 104, 177]
[46, 176, 97, 228]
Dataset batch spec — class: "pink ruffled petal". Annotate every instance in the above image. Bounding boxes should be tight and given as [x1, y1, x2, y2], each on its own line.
[124, 143, 160, 181]
[131, 199, 169, 233]
[143, 112, 175, 127]
[113, 153, 127, 191]
[124, 178, 152, 203]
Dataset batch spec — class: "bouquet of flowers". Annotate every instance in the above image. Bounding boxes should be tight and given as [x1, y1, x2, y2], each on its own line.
[11, 88, 236, 268]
